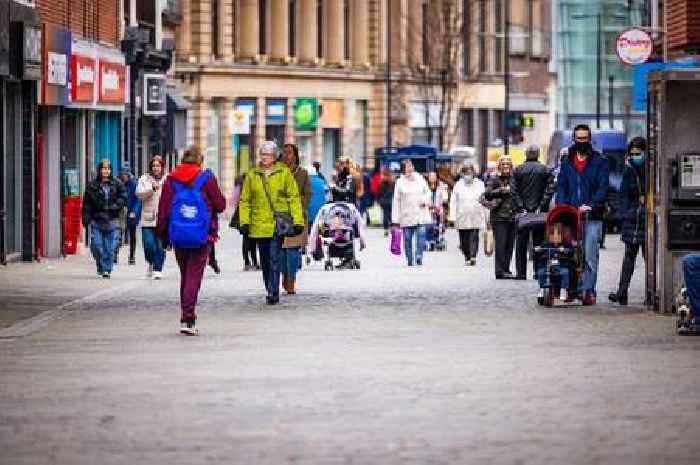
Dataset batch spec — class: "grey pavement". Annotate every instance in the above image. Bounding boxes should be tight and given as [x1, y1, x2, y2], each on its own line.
[1, 227, 699, 465]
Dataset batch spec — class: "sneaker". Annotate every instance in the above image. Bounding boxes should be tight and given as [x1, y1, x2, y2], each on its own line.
[180, 320, 198, 336]
[152, 271, 163, 280]
[146, 264, 153, 278]
[266, 295, 279, 305]
[416, 260, 423, 266]
[102, 272, 111, 279]
[559, 289, 567, 301]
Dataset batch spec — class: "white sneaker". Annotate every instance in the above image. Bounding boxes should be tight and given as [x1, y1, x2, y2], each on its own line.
[146, 264, 153, 278]
[559, 289, 567, 300]
[152, 271, 163, 280]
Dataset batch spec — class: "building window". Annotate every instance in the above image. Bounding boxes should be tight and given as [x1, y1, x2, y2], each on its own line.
[494, 0, 503, 73]
[317, 0, 323, 58]
[259, 0, 267, 54]
[344, 0, 351, 61]
[463, 0, 471, 76]
[478, 0, 486, 73]
[422, 1, 429, 66]
[212, 0, 219, 57]
[206, 103, 221, 178]
[289, 0, 296, 56]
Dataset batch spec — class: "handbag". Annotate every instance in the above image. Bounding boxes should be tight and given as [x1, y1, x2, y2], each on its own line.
[516, 212, 547, 232]
[483, 227, 494, 257]
[229, 205, 240, 230]
[258, 173, 295, 237]
[390, 225, 402, 256]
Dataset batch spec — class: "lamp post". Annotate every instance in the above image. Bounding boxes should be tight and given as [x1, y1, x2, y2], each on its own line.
[386, 0, 392, 150]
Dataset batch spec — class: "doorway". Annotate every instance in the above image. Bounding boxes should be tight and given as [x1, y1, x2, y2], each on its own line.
[322, 128, 340, 180]
[3, 82, 21, 257]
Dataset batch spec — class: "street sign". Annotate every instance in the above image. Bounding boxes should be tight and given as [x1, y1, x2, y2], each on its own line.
[616, 28, 653, 66]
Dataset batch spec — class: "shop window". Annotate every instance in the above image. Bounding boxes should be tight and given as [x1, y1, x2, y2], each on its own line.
[205, 104, 221, 178]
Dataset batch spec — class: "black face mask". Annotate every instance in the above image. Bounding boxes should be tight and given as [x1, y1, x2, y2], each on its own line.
[574, 141, 591, 154]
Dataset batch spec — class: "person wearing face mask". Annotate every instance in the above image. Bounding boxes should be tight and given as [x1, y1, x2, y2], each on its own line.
[484, 155, 517, 278]
[449, 164, 487, 266]
[609, 137, 647, 306]
[555, 124, 609, 305]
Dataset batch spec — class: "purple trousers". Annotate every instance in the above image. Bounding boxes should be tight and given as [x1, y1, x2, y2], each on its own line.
[175, 244, 211, 322]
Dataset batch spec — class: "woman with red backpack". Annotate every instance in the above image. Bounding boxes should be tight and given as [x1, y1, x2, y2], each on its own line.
[157, 146, 226, 335]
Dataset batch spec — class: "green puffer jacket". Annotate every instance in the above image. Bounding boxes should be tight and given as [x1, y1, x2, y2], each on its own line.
[239, 162, 304, 238]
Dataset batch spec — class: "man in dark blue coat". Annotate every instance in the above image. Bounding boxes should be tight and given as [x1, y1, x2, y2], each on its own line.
[555, 124, 610, 305]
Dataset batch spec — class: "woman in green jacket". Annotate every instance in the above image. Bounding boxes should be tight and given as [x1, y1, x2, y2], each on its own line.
[239, 141, 304, 305]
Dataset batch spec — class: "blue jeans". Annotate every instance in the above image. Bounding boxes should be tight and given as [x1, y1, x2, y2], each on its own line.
[582, 221, 602, 293]
[257, 236, 283, 298]
[537, 266, 570, 289]
[142, 227, 165, 272]
[280, 247, 301, 280]
[403, 225, 426, 266]
[90, 226, 117, 274]
[683, 254, 700, 319]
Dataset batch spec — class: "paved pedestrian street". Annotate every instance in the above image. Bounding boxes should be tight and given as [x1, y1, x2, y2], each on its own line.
[1, 228, 699, 465]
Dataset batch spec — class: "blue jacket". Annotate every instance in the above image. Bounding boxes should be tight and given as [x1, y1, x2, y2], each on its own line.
[618, 163, 645, 244]
[123, 175, 141, 226]
[555, 146, 609, 220]
[308, 174, 328, 224]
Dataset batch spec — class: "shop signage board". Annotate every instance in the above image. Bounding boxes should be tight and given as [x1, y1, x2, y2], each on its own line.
[294, 98, 318, 130]
[22, 23, 41, 80]
[41, 22, 71, 105]
[98, 59, 126, 104]
[266, 99, 287, 125]
[616, 28, 653, 66]
[143, 73, 166, 115]
[230, 109, 250, 134]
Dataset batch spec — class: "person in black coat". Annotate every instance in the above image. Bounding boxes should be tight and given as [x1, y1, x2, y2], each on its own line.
[82, 159, 128, 278]
[484, 155, 516, 279]
[609, 137, 647, 306]
[510, 145, 554, 279]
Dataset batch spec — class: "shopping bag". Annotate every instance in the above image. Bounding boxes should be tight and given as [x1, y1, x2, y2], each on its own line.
[390, 226, 402, 256]
[367, 203, 383, 226]
[483, 227, 494, 257]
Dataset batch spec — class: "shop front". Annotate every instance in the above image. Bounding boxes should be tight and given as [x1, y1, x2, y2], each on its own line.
[293, 97, 319, 170]
[232, 98, 257, 177]
[1, 0, 41, 262]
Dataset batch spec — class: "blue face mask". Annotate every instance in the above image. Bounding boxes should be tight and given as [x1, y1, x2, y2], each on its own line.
[630, 154, 645, 167]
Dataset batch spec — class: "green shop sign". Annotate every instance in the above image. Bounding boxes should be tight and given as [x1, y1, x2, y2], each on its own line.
[294, 98, 318, 130]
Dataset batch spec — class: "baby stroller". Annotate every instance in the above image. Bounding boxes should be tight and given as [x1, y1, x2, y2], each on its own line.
[425, 206, 447, 251]
[533, 205, 585, 307]
[314, 202, 361, 271]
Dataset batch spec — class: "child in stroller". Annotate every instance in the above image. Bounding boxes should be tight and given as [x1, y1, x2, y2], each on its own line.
[309, 201, 366, 270]
[425, 205, 446, 251]
[534, 205, 583, 306]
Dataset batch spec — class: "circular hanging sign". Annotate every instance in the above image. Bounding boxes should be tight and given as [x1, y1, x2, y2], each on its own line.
[616, 28, 653, 65]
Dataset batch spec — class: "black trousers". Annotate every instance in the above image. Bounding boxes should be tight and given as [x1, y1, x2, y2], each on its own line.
[380, 203, 392, 231]
[458, 229, 479, 260]
[617, 241, 645, 296]
[493, 220, 516, 277]
[242, 233, 258, 266]
[209, 243, 218, 266]
[515, 225, 544, 278]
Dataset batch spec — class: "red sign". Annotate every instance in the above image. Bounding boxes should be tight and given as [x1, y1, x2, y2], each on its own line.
[98, 60, 126, 104]
[71, 55, 95, 103]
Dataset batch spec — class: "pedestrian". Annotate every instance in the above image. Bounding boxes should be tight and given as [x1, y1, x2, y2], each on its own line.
[118, 164, 139, 265]
[609, 137, 647, 306]
[232, 174, 260, 271]
[281, 143, 312, 294]
[481, 161, 497, 183]
[156, 146, 226, 335]
[680, 253, 700, 330]
[312, 160, 326, 183]
[136, 155, 167, 279]
[449, 164, 487, 266]
[332, 157, 357, 204]
[391, 159, 431, 266]
[484, 155, 517, 279]
[510, 145, 554, 280]
[555, 124, 609, 305]
[307, 166, 329, 231]
[377, 166, 395, 236]
[82, 159, 127, 278]
[238, 141, 304, 305]
[358, 166, 374, 221]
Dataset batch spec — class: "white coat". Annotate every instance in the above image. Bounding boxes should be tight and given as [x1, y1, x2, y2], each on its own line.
[449, 177, 487, 230]
[135, 174, 166, 228]
[391, 173, 432, 227]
